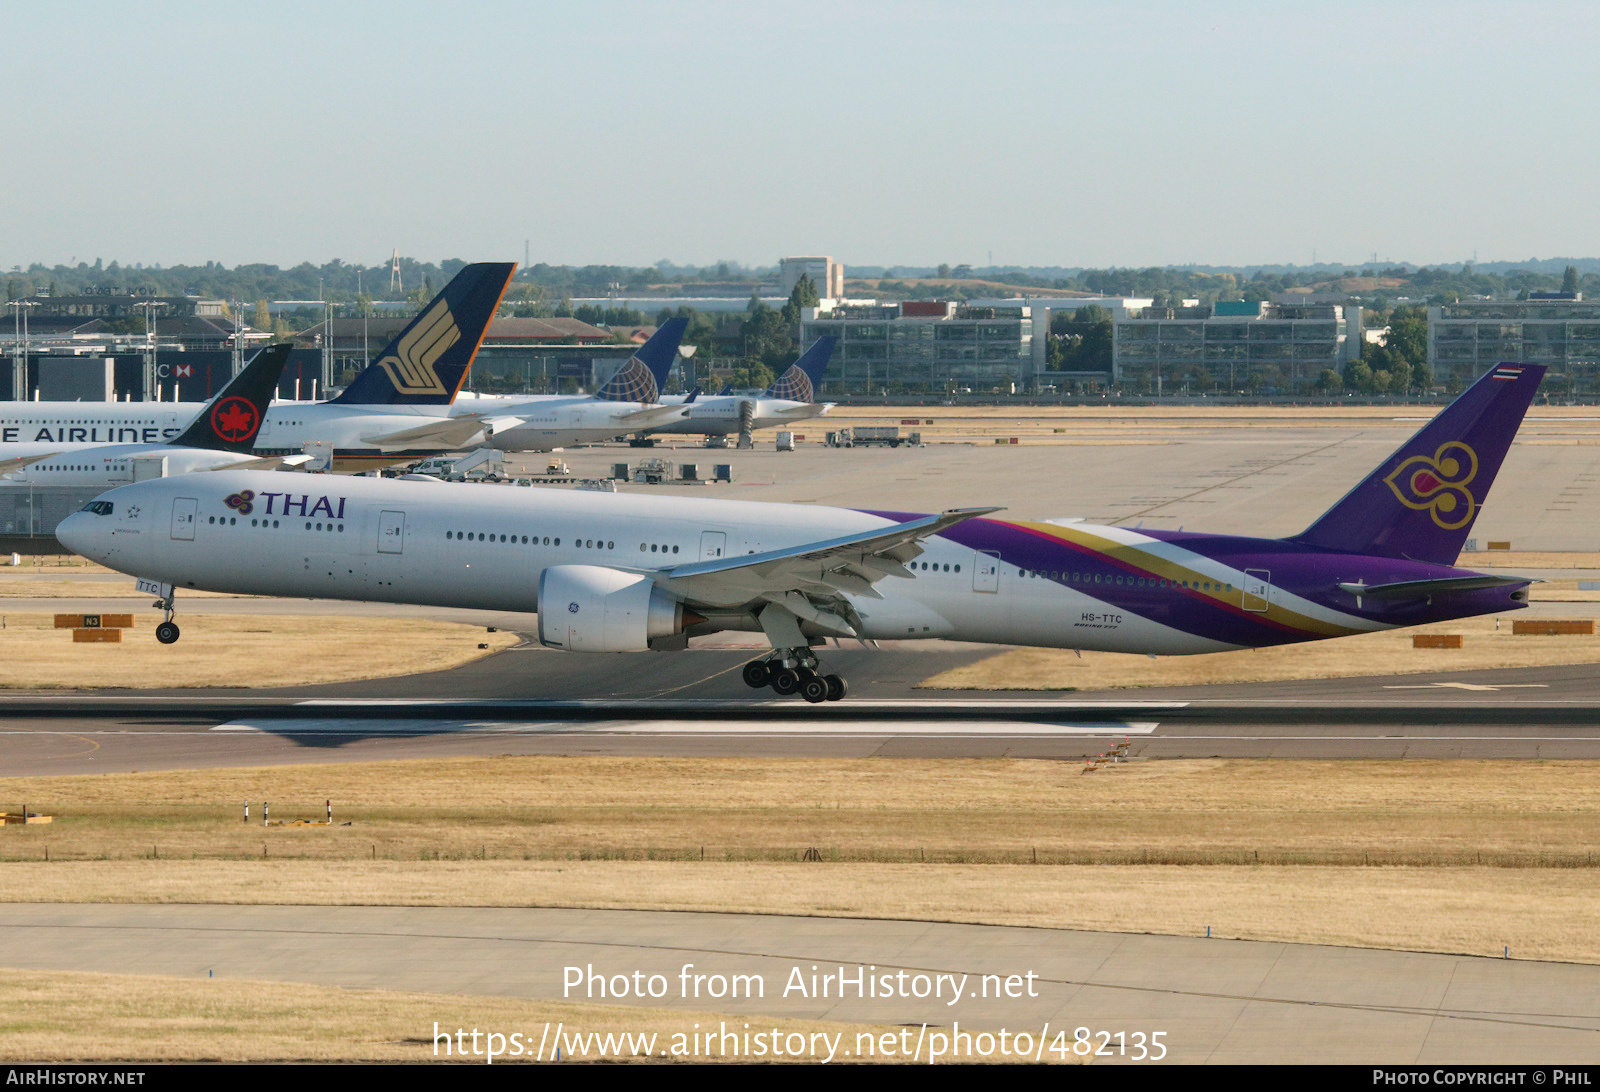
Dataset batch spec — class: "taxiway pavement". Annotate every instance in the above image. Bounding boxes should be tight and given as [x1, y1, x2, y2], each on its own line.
[0, 903, 1594, 1064]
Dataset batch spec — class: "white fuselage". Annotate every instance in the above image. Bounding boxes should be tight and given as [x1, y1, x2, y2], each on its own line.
[642, 396, 829, 437]
[57, 471, 1252, 655]
[0, 400, 480, 472]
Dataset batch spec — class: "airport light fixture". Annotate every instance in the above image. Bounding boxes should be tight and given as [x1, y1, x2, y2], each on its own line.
[6, 299, 37, 401]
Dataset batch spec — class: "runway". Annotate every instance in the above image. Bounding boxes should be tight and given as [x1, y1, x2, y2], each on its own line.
[9, 663, 1600, 773]
[0, 904, 1595, 1063]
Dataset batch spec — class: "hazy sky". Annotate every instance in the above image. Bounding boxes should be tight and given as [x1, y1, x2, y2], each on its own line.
[4, 1, 1596, 271]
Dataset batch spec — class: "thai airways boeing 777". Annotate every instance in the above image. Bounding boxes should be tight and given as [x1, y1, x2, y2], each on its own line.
[57, 364, 1544, 701]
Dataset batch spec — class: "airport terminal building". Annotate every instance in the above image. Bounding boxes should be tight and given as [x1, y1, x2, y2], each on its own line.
[799, 301, 1034, 394]
[1428, 296, 1600, 391]
[1112, 301, 1363, 393]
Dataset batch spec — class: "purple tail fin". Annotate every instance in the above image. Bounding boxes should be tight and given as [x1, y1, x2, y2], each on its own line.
[1292, 363, 1545, 564]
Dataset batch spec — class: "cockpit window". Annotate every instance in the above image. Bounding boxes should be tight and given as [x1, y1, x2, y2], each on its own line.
[80, 501, 114, 516]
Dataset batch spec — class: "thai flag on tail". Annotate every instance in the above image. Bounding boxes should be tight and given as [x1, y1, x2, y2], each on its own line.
[1492, 364, 1524, 380]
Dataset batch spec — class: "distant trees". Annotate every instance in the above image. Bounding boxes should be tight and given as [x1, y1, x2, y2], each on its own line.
[1343, 304, 1432, 394]
[1048, 305, 1113, 372]
[1564, 265, 1581, 293]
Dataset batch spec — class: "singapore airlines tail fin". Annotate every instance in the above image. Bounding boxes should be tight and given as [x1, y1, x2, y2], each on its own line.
[329, 262, 516, 407]
[1292, 362, 1545, 565]
[593, 317, 688, 403]
[168, 343, 291, 453]
[764, 336, 836, 401]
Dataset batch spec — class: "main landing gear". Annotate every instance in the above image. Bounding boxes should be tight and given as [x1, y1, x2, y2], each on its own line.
[152, 589, 180, 644]
[742, 650, 848, 703]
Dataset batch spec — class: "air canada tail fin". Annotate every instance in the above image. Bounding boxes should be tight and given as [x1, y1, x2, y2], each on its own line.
[1292, 363, 1545, 564]
[170, 343, 291, 453]
[594, 317, 687, 403]
[330, 262, 515, 406]
[764, 336, 836, 401]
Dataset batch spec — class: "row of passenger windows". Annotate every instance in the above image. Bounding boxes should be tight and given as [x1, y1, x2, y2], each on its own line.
[1020, 568, 1232, 593]
[207, 515, 344, 533]
[916, 561, 959, 573]
[447, 531, 612, 549]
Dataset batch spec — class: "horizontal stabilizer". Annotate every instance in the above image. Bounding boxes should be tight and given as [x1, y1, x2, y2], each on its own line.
[1337, 575, 1529, 600]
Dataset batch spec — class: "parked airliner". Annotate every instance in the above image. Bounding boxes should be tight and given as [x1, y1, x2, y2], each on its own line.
[639, 337, 837, 440]
[0, 343, 290, 485]
[0, 263, 517, 472]
[58, 364, 1543, 698]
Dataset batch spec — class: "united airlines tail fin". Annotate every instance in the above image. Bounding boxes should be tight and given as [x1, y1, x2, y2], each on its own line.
[1292, 363, 1545, 564]
[764, 336, 836, 401]
[170, 343, 291, 453]
[330, 262, 515, 406]
[593, 317, 687, 403]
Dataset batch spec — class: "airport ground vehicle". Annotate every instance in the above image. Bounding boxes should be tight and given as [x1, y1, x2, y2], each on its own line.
[825, 427, 921, 448]
[61, 365, 1545, 701]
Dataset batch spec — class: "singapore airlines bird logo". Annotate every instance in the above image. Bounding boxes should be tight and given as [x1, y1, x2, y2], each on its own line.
[1382, 441, 1479, 530]
[376, 298, 460, 396]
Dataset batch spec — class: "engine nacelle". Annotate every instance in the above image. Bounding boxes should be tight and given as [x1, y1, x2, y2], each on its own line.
[537, 564, 686, 652]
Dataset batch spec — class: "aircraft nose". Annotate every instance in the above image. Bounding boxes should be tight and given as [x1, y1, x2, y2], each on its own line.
[55, 512, 100, 560]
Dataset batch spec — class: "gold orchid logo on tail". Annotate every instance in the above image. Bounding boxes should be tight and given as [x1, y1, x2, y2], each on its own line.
[375, 298, 459, 396]
[1382, 440, 1479, 529]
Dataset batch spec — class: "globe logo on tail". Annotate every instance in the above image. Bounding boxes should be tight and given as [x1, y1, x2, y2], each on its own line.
[597, 356, 660, 403]
[768, 367, 815, 403]
[1382, 441, 1479, 530]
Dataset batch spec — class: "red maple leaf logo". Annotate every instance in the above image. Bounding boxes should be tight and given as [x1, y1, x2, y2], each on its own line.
[211, 397, 259, 442]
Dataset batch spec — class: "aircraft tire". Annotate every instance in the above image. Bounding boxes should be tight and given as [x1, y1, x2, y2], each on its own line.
[156, 621, 180, 645]
[800, 676, 830, 703]
[742, 661, 771, 688]
[771, 668, 801, 695]
[824, 674, 847, 701]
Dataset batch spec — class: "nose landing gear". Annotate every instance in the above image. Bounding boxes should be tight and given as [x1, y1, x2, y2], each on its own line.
[151, 589, 180, 644]
[742, 649, 848, 702]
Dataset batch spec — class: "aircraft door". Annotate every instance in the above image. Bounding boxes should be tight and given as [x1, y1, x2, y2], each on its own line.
[973, 550, 1000, 593]
[699, 531, 726, 561]
[1242, 569, 1271, 612]
[377, 510, 406, 554]
[170, 497, 197, 541]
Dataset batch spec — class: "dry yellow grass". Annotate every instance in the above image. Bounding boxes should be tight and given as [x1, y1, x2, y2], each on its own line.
[4, 756, 1598, 865]
[0, 612, 517, 689]
[922, 615, 1600, 690]
[6, 756, 1600, 965]
[0, 967, 888, 1063]
[1, 861, 1593, 966]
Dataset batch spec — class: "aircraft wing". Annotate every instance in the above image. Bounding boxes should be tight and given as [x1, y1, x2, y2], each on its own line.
[655, 507, 1000, 635]
[1338, 575, 1530, 600]
[0, 453, 58, 477]
[769, 402, 834, 418]
[202, 453, 318, 472]
[358, 415, 523, 450]
[615, 404, 689, 428]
